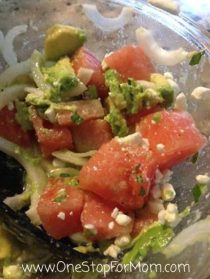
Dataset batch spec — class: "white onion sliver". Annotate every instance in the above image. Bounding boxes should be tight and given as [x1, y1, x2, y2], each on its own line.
[136, 27, 188, 66]
[83, 4, 133, 32]
[2, 25, 28, 66]
[67, 81, 87, 97]
[31, 50, 51, 92]
[0, 84, 28, 110]
[0, 31, 4, 51]
[77, 67, 94, 85]
[0, 59, 31, 89]
[163, 218, 210, 258]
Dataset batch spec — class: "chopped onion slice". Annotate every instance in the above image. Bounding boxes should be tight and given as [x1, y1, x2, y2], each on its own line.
[2, 25, 28, 66]
[77, 67, 94, 84]
[136, 27, 188, 66]
[0, 84, 28, 110]
[52, 149, 96, 167]
[0, 59, 31, 89]
[31, 50, 51, 92]
[83, 4, 133, 32]
[163, 218, 210, 258]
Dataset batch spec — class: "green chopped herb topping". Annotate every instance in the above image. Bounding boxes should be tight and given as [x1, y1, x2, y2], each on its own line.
[136, 175, 144, 184]
[53, 189, 67, 203]
[60, 173, 72, 178]
[139, 187, 146, 197]
[189, 50, 205, 66]
[192, 183, 208, 203]
[67, 178, 79, 187]
[71, 112, 83, 125]
[152, 112, 161, 124]
[85, 85, 98, 99]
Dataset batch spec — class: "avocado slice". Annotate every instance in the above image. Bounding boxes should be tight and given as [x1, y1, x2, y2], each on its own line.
[151, 73, 174, 107]
[44, 24, 86, 61]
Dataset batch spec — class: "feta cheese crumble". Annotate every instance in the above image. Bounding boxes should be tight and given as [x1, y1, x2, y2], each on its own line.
[158, 203, 180, 227]
[196, 174, 210, 184]
[114, 235, 131, 247]
[156, 143, 165, 153]
[115, 213, 132, 226]
[108, 221, 115, 230]
[174, 92, 187, 111]
[161, 183, 176, 201]
[191, 87, 210, 100]
[104, 244, 121, 258]
[57, 211, 65, 220]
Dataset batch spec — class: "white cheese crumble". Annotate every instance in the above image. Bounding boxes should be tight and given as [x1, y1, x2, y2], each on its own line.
[151, 185, 162, 199]
[114, 235, 131, 247]
[196, 174, 210, 184]
[174, 92, 187, 111]
[191, 87, 210, 100]
[57, 211, 65, 221]
[161, 183, 176, 201]
[158, 203, 180, 227]
[108, 221, 115, 230]
[84, 224, 95, 230]
[164, 72, 173, 80]
[104, 244, 121, 258]
[156, 143, 165, 153]
[45, 107, 57, 123]
[116, 132, 143, 145]
[115, 213, 132, 226]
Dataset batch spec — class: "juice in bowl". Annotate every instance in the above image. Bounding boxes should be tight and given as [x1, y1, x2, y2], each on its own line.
[0, 1, 210, 279]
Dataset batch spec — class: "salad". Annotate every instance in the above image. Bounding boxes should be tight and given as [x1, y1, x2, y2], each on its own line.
[0, 22, 209, 274]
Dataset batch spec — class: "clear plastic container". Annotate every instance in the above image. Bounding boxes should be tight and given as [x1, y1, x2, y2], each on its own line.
[0, 1, 210, 278]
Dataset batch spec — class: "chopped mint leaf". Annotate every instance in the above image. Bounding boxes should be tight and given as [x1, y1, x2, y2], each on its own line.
[192, 183, 208, 203]
[136, 175, 144, 184]
[85, 85, 98, 99]
[105, 106, 128, 137]
[67, 178, 79, 187]
[15, 101, 33, 131]
[152, 112, 161, 124]
[139, 187, 146, 196]
[189, 50, 205, 66]
[53, 190, 67, 203]
[71, 112, 83, 125]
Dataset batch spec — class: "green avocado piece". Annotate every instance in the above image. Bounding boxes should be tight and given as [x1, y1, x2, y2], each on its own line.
[151, 73, 174, 107]
[44, 24, 86, 60]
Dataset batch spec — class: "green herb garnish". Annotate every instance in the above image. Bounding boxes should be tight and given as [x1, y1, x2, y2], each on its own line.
[85, 85, 98, 99]
[152, 112, 161, 124]
[67, 178, 79, 187]
[71, 112, 83, 125]
[53, 189, 67, 203]
[139, 187, 146, 197]
[60, 173, 71, 178]
[136, 175, 144, 184]
[192, 183, 208, 203]
[189, 50, 205, 66]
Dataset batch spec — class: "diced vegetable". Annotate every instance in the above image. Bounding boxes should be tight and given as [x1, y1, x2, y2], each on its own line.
[72, 119, 113, 152]
[136, 110, 207, 170]
[44, 24, 86, 60]
[79, 137, 157, 210]
[37, 178, 85, 239]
